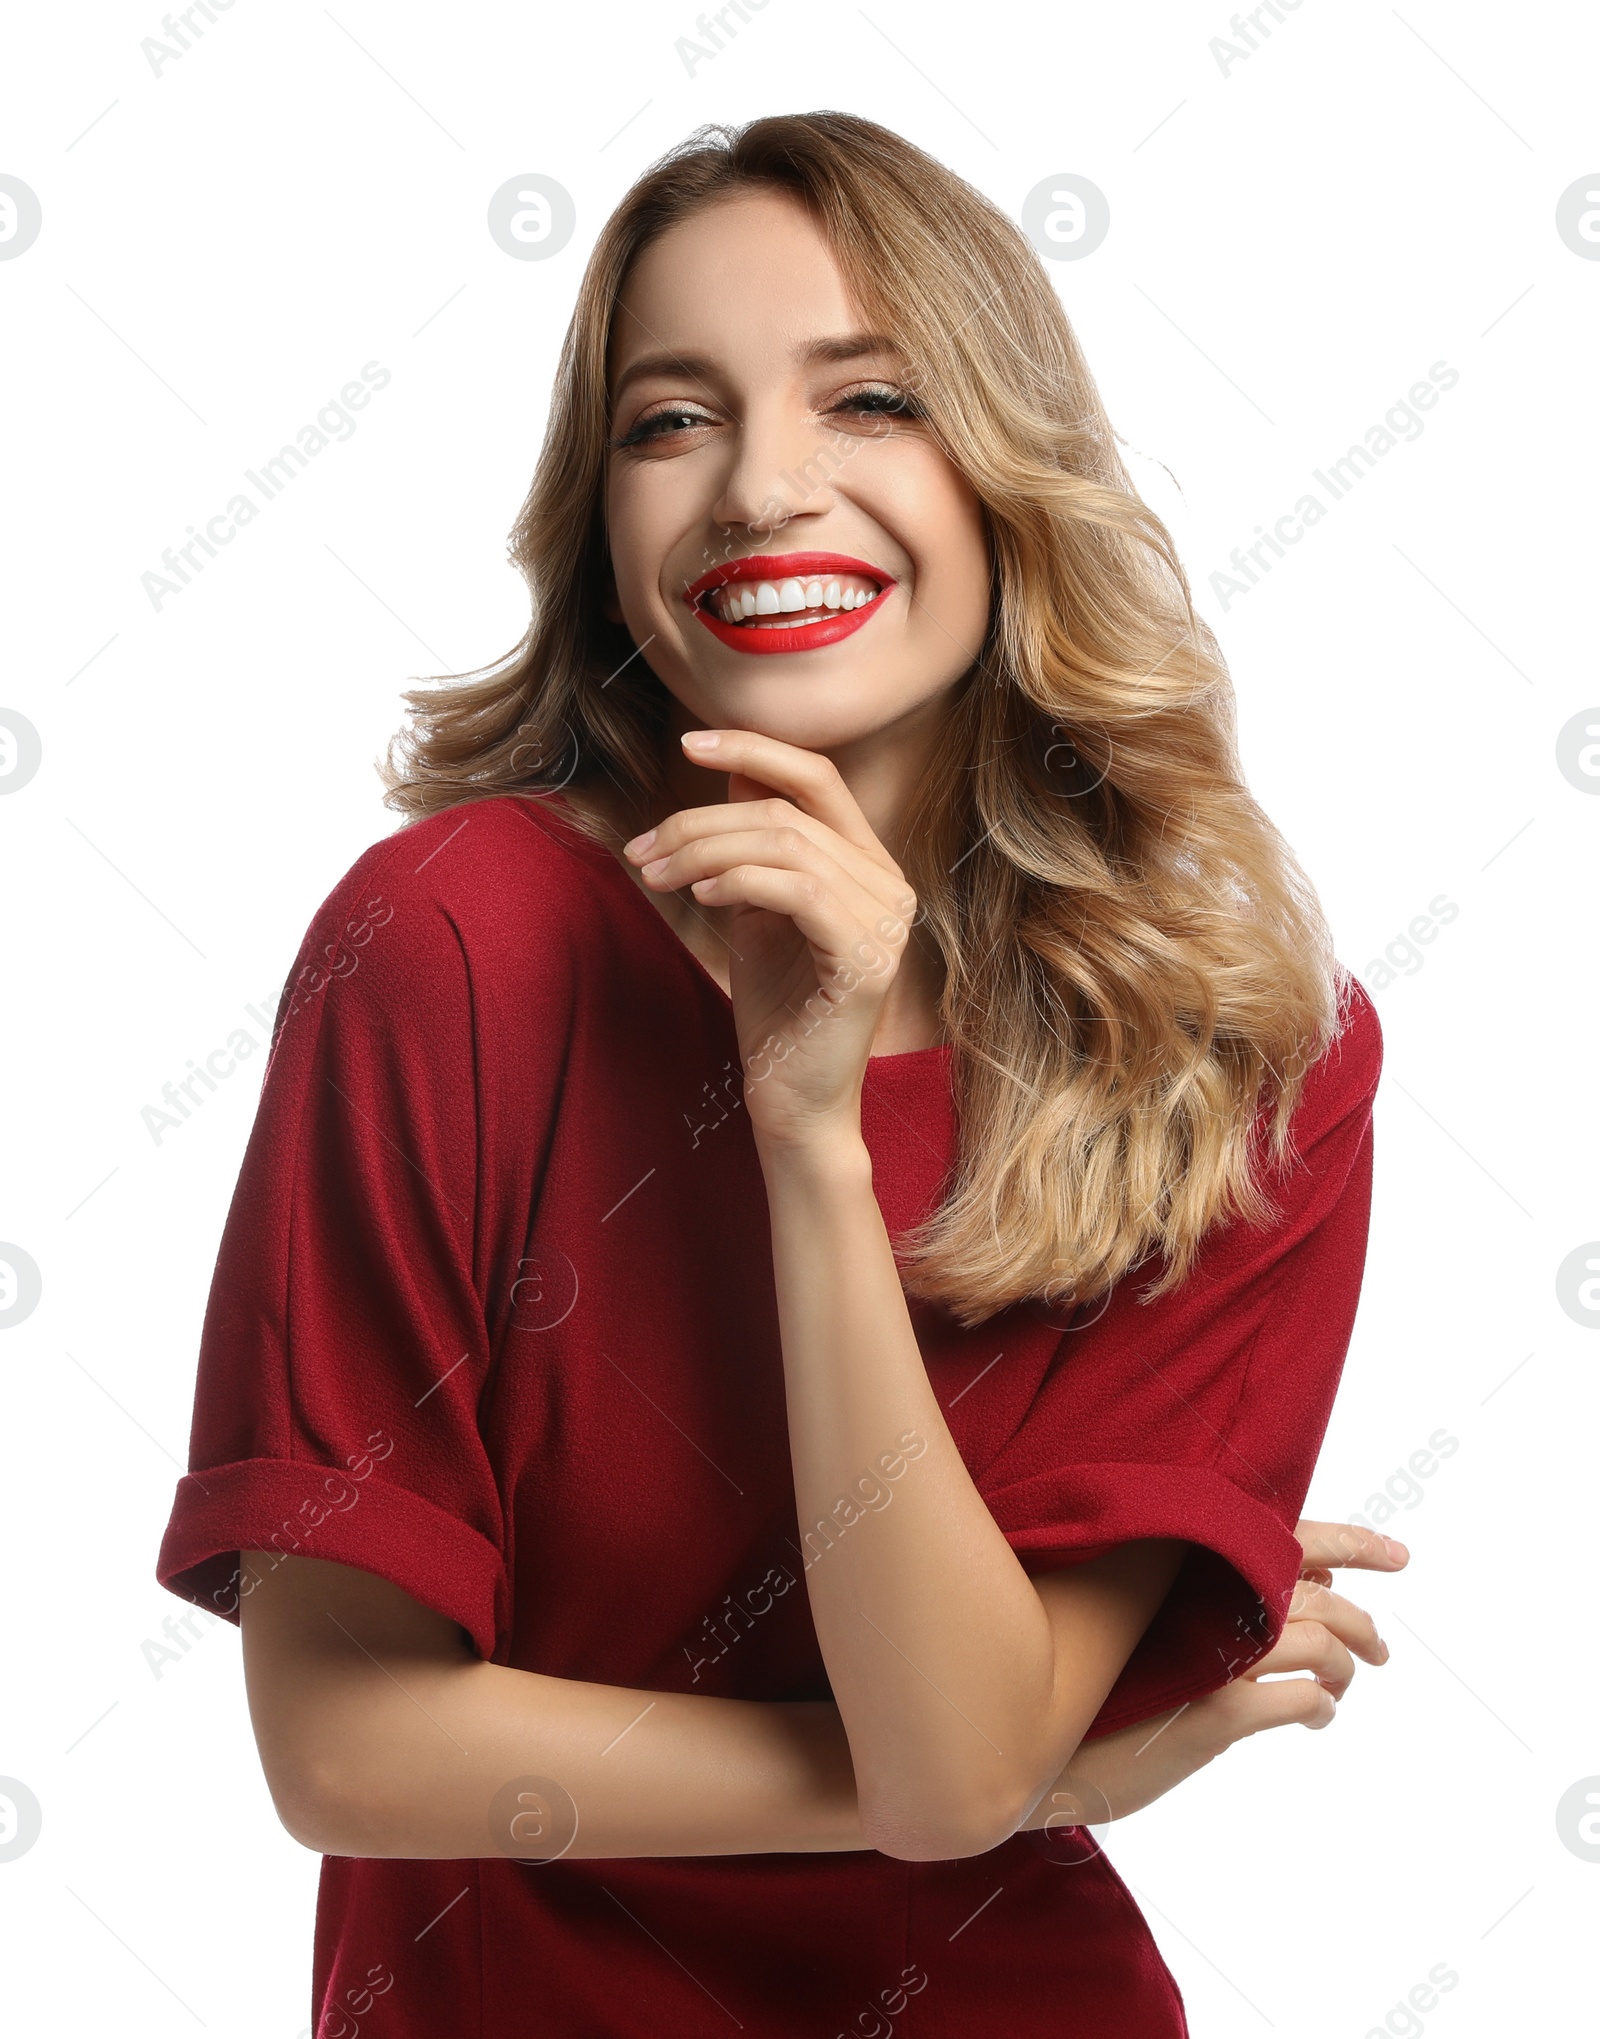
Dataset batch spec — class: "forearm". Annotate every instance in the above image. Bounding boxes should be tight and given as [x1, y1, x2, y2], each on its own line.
[758, 1133, 1063, 1852]
[298, 1654, 870, 1861]
[1014, 1706, 1226, 1833]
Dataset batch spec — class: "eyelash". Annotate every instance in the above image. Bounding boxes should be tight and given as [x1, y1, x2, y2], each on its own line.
[609, 384, 925, 450]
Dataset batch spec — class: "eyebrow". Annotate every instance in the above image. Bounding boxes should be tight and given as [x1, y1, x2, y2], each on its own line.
[610, 331, 905, 402]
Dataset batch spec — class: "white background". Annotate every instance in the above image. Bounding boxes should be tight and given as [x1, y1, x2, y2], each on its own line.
[2, 1, 1596, 2032]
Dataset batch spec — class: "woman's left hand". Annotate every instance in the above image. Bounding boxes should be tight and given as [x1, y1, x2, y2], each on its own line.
[1018, 1521, 1408, 1834]
[623, 729, 919, 1147]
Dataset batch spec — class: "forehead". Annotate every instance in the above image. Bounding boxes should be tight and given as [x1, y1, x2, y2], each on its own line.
[607, 188, 873, 384]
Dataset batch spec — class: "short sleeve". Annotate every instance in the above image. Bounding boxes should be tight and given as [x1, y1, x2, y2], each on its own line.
[978, 980, 1383, 1741]
[154, 838, 510, 1661]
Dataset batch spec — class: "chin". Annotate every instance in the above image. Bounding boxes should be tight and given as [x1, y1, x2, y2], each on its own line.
[677, 662, 932, 750]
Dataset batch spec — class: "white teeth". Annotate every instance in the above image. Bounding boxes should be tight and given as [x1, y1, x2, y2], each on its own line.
[710, 572, 883, 624]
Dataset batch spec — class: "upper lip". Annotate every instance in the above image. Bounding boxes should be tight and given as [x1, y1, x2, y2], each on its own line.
[681, 552, 896, 606]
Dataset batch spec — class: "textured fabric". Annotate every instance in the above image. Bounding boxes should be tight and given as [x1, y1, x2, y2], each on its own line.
[155, 792, 1382, 2038]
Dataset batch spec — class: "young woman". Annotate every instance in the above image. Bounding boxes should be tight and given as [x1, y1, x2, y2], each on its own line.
[157, 113, 1405, 2037]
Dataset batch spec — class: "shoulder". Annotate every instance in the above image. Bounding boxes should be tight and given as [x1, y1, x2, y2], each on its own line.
[317, 794, 607, 925]
[310, 794, 612, 950]
[280, 795, 615, 1035]
[1276, 970, 1383, 1156]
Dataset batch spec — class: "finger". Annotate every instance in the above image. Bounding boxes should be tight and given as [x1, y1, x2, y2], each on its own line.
[686, 860, 896, 977]
[1295, 1519, 1410, 1573]
[630, 801, 915, 920]
[1248, 1614, 1358, 1697]
[1286, 1579, 1389, 1667]
[647, 833, 903, 951]
[1204, 1671, 1338, 1741]
[675, 730, 891, 862]
[642, 828, 909, 960]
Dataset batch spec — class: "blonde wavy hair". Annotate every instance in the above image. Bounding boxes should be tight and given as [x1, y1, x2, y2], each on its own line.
[379, 110, 1354, 1330]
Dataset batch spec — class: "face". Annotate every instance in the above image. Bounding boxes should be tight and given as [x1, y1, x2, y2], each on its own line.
[602, 188, 991, 782]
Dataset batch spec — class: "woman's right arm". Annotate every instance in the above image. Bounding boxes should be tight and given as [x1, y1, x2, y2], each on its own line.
[238, 1520, 1401, 1861]
[238, 1550, 866, 1861]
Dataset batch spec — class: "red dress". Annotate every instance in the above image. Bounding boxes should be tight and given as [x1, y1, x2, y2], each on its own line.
[156, 792, 1382, 2037]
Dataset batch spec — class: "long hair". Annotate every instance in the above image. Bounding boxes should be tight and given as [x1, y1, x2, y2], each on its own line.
[378, 111, 1353, 1329]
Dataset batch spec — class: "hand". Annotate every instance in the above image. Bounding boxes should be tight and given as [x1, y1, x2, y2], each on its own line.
[623, 730, 919, 1146]
[1018, 1521, 1409, 1833]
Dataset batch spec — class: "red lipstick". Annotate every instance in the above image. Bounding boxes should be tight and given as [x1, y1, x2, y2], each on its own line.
[681, 551, 897, 657]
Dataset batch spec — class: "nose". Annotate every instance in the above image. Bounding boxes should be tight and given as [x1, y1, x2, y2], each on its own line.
[708, 395, 840, 542]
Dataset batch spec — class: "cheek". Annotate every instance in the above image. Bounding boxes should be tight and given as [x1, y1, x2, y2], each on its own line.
[890, 459, 990, 639]
[951, 504, 993, 627]
[603, 477, 664, 613]
[606, 470, 707, 625]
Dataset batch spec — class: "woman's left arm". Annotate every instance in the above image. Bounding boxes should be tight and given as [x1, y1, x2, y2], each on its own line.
[629, 729, 1190, 1863]
[760, 1134, 1187, 1861]
[1018, 1520, 1405, 1832]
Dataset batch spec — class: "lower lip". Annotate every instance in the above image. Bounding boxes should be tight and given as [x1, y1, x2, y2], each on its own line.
[689, 585, 893, 657]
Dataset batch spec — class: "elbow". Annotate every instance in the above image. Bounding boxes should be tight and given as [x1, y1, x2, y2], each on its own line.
[860, 1781, 1027, 1863]
[244, 1678, 360, 1854]
[263, 1755, 353, 1856]
[253, 1728, 377, 1856]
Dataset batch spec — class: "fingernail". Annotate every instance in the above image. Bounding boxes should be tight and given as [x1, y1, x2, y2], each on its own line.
[1383, 1538, 1409, 1564]
[624, 828, 656, 856]
[682, 730, 720, 751]
[1376, 1637, 1390, 1662]
[642, 856, 670, 879]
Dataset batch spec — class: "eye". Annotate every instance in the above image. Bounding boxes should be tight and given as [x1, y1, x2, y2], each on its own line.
[609, 404, 717, 450]
[828, 383, 925, 424]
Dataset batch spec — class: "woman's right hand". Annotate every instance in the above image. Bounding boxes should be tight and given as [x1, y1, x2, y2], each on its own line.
[1017, 1521, 1409, 1833]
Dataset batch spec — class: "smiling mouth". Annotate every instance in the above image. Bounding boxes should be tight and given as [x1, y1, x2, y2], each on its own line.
[702, 570, 884, 629]
[681, 552, 896, 657]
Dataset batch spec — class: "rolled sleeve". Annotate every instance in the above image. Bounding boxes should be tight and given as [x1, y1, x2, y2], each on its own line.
[980, 981, 1383, 1739]
[155, 836, 511, 1660]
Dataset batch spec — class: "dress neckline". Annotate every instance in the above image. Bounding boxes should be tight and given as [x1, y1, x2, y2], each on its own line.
[517, 791, 953, 1067]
